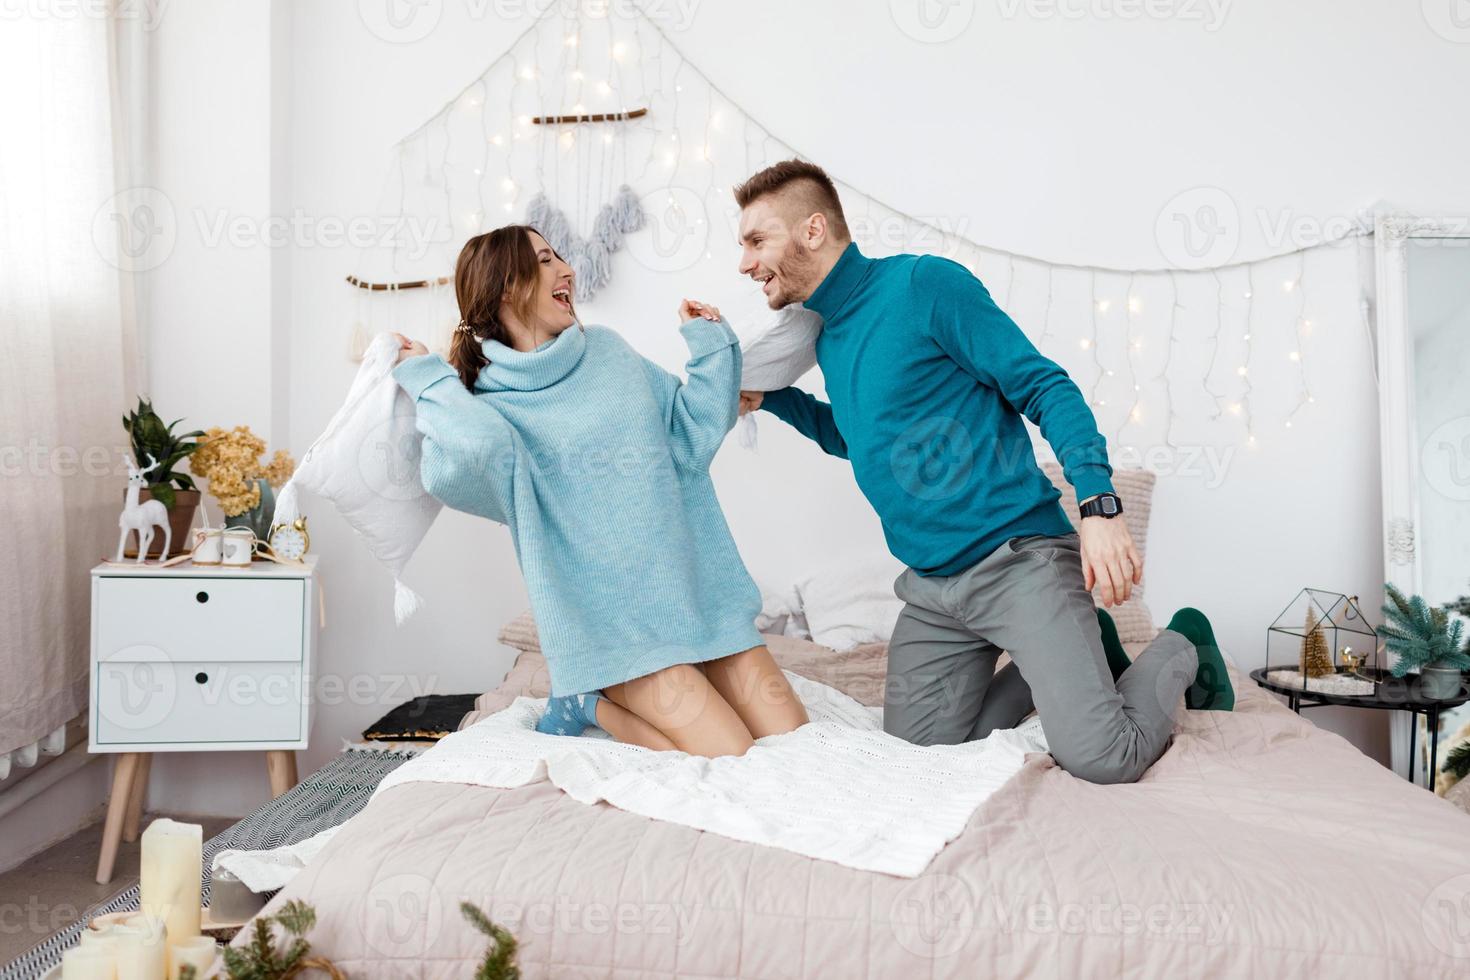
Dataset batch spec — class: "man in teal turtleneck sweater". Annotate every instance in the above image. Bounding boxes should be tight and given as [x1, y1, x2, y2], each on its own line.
[733, 160, 1232, 785]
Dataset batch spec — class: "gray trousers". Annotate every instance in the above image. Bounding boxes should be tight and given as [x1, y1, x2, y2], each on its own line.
[883, 531, 1198, 784]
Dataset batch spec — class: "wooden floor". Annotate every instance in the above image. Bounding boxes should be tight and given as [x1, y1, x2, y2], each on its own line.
[0, 811, 235, 964]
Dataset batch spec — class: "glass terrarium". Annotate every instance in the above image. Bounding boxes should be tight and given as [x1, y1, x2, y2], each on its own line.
[1264, 589, 1380, 696]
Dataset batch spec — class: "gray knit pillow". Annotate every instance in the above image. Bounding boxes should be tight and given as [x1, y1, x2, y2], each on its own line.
[1040, 463, 1158, 644]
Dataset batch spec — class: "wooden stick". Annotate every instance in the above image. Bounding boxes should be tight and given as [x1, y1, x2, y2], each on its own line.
[344, 274, 451, 292]
[532, 106, 647, 125]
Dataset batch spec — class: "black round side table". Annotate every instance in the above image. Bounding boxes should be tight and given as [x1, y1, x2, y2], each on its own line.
[1250, 666, 1470, 788]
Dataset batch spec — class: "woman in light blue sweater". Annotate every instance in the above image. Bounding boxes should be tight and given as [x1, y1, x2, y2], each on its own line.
[391, 225, 809, 757]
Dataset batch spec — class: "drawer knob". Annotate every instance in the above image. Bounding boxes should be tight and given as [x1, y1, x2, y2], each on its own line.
[196, 591, 209, 603]
[194, 671, 209, 684]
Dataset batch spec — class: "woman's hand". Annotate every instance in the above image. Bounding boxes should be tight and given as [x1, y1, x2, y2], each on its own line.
[391, 332, 428, 365]
[739, 391, 764, 416]
[678, 299, 721, 323]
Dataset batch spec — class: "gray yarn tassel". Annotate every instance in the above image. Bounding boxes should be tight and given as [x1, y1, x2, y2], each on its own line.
[611, 184, 645, 234]
[521, 187, 646, 302]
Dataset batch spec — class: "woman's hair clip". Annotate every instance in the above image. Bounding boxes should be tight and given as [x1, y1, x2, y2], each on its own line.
[454, 319, 472, 335]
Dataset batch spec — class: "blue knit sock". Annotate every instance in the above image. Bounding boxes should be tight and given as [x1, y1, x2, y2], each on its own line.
[535, 692, 604, 736]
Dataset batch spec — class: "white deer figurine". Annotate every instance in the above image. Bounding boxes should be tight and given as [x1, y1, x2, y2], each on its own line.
[116, 452, 172, 563]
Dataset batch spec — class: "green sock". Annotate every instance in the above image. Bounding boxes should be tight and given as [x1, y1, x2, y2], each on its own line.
[1095, 607, 1131, 682]
[1167, 607, 1235, 711]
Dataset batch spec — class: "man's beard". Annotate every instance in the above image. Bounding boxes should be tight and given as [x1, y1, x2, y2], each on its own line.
[767, 243, 818, 309]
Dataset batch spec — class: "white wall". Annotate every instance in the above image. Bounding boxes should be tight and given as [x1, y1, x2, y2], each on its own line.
[125, 0, 1470, 814]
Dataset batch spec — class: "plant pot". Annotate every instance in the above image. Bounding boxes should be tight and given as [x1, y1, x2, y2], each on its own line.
[121, 488, 201, 559]
[1418, 661, 1465, 700]
[222, 477, 276, 548]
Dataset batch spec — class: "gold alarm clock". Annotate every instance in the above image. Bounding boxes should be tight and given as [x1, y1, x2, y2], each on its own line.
[267, 516, 311, 561]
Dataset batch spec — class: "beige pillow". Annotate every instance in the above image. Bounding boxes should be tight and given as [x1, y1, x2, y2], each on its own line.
[1040, 463, 1158, 644]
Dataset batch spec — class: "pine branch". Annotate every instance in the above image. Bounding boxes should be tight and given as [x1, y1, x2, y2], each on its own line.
[1447, 741, 1470, 780]
[462, 900, 521, 980]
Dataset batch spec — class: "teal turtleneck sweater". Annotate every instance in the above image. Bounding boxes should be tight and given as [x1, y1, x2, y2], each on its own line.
[761, 242, 1114, 577]
[392, 319, 762, 697]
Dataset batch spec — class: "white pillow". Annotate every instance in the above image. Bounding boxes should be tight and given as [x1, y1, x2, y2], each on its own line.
[795, 553, 907, 651]
[737, 301, 823, 392]
[271, 332, 442, 624]
[730, 301, 823, 450]
[754, 578, 812, 640]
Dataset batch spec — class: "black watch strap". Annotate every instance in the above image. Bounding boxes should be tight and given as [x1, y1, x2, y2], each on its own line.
[1079, 492, 1123, 519]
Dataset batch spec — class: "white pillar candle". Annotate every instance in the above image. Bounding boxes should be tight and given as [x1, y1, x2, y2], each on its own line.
[112, 916, 168, 980]
[140, 818, 202, 949]
[78, 924, 118, 949]
[168, 936, 219, 979]
[61, 944, 117, 980]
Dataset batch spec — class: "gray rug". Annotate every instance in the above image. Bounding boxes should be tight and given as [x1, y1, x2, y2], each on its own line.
[0, 746, 417, 980]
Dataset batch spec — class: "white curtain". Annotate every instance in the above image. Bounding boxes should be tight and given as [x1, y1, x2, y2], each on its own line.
[0, 7, 145, 760]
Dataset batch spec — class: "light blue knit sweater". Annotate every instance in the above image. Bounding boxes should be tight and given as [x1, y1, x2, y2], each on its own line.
[392, 318, 763, 697]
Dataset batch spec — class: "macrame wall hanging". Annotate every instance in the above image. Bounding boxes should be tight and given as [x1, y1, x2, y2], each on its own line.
[342, 3, 1373, 455]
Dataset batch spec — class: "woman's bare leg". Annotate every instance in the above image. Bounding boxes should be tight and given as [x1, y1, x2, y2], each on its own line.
[592, 698, 677, 751]
[604, 664, 755, 758]
[703, 645, 809, 739]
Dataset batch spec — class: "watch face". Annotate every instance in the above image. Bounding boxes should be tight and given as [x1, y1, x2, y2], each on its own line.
[1103, 496, 1120, 515]
[270, 526, 307, 560]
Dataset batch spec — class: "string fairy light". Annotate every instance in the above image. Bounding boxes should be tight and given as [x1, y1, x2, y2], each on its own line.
[349, 4, 1367, 450]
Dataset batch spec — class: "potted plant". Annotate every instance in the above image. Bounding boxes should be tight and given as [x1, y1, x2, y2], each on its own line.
[121, 397, 205, 558]
[1381, 583, 1470, 699]
[189, 425, 295, 545]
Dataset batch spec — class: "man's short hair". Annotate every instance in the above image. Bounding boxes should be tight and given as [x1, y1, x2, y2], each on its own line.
[734, 159, 850, 242]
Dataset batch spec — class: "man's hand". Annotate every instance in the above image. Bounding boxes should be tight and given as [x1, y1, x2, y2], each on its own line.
[679, 299, 721, 322]
[1077, 514, 1141, 608]
[739, 390, 764, 416]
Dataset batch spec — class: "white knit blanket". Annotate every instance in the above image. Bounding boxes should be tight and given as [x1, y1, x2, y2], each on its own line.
[218, 672, 1048, 887]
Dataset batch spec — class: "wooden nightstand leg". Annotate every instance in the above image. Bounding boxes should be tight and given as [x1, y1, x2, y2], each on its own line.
[97, 752, 142, 884]
[123, 753, 152, 842]
[265, 750, 298, 799]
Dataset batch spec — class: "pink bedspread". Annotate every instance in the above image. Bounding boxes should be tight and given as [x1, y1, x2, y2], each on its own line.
[235, 667, 1470, 977]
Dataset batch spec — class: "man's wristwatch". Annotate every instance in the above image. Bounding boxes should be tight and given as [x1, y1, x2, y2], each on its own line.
[1079, 492, 1124, 519]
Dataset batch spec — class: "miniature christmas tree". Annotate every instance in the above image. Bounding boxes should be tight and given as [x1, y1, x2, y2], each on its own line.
[1300, 608, 1334, 677]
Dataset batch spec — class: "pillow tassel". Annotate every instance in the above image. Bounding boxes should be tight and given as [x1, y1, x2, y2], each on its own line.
[271, 479, 300, 528]
[393, 576, 424, 626]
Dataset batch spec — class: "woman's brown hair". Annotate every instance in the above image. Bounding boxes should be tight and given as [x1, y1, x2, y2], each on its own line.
[446, 224, 548, 390]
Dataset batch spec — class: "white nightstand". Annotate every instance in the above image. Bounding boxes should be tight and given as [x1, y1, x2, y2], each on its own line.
[88, 555, 320, 883]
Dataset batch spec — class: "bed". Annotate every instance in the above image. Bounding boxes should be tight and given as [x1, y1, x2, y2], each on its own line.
[228, 627, 1470, 978]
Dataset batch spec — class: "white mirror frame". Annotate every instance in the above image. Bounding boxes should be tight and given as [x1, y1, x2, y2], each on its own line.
[1373, 212, 1470, 781]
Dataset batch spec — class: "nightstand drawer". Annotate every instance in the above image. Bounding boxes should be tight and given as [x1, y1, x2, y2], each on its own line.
[96, 577, 304, 664]
[93, 660, 305, 746]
